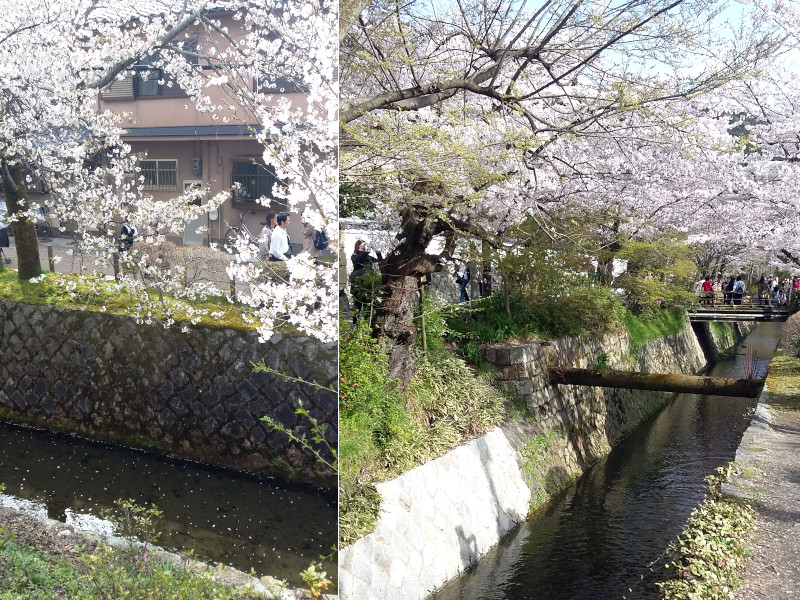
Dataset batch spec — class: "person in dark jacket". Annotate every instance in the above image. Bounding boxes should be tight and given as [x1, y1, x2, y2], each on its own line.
[724, 276, 735, 305]
[350, 240, 378, 320]
[757, 274, 768, 306]
[351, 239, 376, 272]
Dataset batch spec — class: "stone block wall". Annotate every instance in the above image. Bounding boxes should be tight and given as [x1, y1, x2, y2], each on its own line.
[486, 323, 708, 452]
[0, 301, 336, 483]
[340, 315, 750, 599]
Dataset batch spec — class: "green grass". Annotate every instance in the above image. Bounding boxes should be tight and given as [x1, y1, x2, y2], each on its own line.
[0, 270, 259, 331]
[0, 540, 262, 600]
[339, 319, 505, 546]
[0, 542, 81, 600]
[621, 307, 686, 348]
[765, 353, 800, 411]
[709, 321, 731, 338]
[446, 287, 689, 345]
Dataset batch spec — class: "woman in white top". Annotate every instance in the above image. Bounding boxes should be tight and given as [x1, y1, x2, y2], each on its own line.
[259, 212, 276, 261]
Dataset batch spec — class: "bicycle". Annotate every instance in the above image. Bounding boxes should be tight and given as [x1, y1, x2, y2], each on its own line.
[223, 210, 266, 254]
[34, 206, 52, 241]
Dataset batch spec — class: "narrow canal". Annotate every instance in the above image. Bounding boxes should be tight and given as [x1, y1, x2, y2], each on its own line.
[434, 321, 781, 600]
[0, 425, 337, 586]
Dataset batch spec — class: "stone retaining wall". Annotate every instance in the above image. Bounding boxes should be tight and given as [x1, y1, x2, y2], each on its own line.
[340, 315, 751, 599]
[0, 301, 336, 483]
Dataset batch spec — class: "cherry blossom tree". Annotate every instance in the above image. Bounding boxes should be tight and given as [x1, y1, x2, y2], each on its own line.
[341, 0, 775, 379]
[0, 0, 337, 342]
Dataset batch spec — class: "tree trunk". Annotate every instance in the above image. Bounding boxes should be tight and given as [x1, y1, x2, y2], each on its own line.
[379, 275, 419, 386]
[502, 271, 511, 318]
[1, 162, 40, 279]
[375, 202, 455, 384]
[549, 368, 764, 398]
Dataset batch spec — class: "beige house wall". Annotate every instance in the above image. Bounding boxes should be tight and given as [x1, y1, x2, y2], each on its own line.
[95, 12, 309, 249]
[126, 138, 302, 246]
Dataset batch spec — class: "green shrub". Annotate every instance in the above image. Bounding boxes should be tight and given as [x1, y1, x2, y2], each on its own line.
[0, 498, 263, 600]
[350, 268, 382, 321]
[413, 290, 447, 356]
[338, 321, 505, 546]
[446, 284, 624, 342]
[0, 542, 82, 600]
[339, 318, 407, 449]
[445, 294, 518, 342]
[406, 351, 503, 439]
[656, 465, 756, 600]
[779, 312, 800, 357]
[615, 237, 697, 317]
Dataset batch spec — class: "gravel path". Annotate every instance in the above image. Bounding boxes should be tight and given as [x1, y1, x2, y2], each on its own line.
[727, 398, 800, 599]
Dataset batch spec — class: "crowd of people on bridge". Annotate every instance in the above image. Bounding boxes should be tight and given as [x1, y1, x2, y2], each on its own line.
[695, 273, 800, 307]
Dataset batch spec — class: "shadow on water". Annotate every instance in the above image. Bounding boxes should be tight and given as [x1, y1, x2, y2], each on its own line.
[0, 423, 337, 586]
[434, 322, 782, 600]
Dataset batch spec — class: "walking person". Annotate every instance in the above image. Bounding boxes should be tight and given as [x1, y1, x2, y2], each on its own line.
[771, 279, 780, 306]
[268, 212, 291, 261]
[302, 218, 329, 263]
[456, 262, 470, 306]
[777, 286, 787, 307]
[700, 276, 713, 306]
[727, 276, 736, 305]
[259, 212, 276, 261]
[758, 274, 768, 306]
[733, 275, 745, 305]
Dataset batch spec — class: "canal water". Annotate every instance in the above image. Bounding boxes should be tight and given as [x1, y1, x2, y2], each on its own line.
[0, 424, 337, 586]
[434, 321, 781, 600]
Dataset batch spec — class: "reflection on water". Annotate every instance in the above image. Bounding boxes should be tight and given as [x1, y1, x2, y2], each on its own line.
[0, 423, 337, 585]
[435, 322, 781, 600]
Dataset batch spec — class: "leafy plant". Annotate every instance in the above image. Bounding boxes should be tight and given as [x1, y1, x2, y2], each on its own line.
[0, 484, 12, 553]
[413, 289, 448, 357]
[260, 397, 337, 474]
[591, 351, 610, 370]
[78, 499, 256, 600]
[300, 561, 332, 599]
[446, 279, 626, 343]
[339, 319, 505, 546]
[656, 464, 756, 600]
[100, 498, 163, 571]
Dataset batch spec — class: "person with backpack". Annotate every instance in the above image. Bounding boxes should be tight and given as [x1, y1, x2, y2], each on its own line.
[302, 218, 329, 262]
[733, 275, 746, 305]
[757, 274, 768, 306]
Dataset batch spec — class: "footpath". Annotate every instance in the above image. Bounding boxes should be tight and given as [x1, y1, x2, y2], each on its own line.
[723, 331, 800, 599]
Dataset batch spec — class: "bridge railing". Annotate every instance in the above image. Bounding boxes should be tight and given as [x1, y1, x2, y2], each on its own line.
[696, 290, 791, 308]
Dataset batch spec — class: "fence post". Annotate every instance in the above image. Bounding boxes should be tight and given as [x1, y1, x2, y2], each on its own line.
[47, 245, 55, 273]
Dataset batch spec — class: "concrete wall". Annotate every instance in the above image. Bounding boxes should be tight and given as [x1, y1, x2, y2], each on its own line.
[339, 317, 751, 599]
[0, 300, 336, 483]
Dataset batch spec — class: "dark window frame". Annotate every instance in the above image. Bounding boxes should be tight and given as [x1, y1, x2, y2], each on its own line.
[230, 159, 286, 209]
